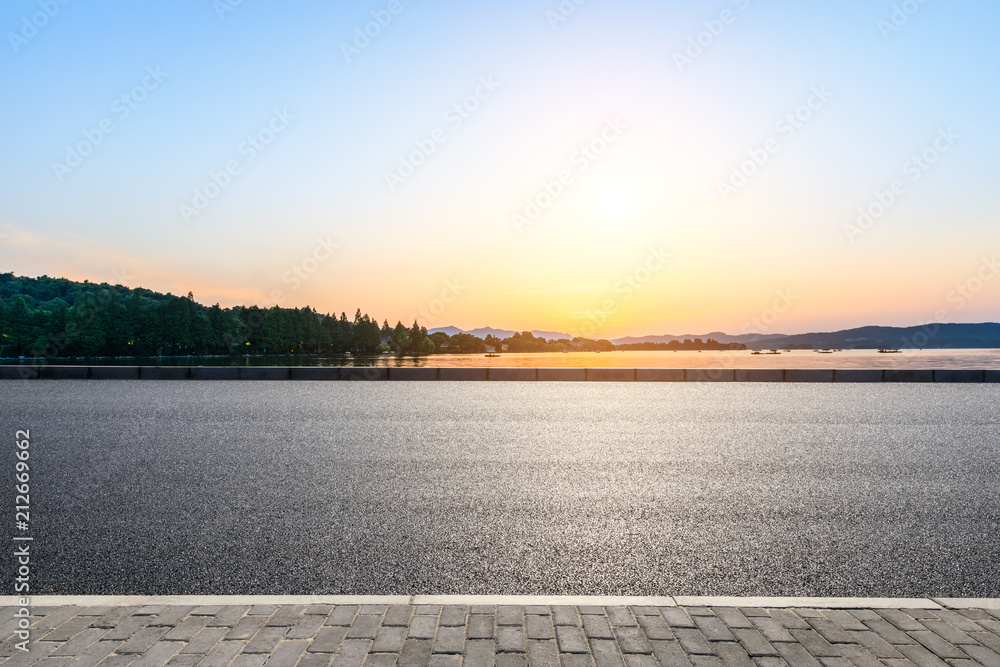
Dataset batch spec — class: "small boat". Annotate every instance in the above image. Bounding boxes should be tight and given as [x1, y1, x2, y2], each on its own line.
[878, 349, 901, 353]
[766, 350, 781, 355]
[751, 351, 763, 355]
[816, 349, 833, 354]
[485, 353, 501, 357]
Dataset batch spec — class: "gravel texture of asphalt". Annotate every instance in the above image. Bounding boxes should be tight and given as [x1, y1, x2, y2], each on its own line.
[1, 381, 998, 597]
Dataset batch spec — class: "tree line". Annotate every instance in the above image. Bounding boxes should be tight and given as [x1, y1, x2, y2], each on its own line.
[0, 273, 430, 358]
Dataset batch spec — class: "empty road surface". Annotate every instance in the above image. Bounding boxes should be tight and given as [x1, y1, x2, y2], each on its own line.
[2, 381, 998, 597]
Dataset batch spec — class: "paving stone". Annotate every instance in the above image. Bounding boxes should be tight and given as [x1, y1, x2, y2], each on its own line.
[625, 655, 659, 667]
[806, 618, 855, 644]
[408, 615, 438, 639]
[673, 628, 715, 655]
[748, 617, 794, 643]
[116, 626, 171, 654]
[328, 606, 360, 626]
[243, 626, 287, 653]
[630, 607, 659, 617]
[712, 608, 753, 630]
[433, 626, 465, 654]
[768, 610, 809, 630]
[636, 614, 673, 641]
[306, 605, 335, 616]
[688, 656, 723, 667]
[775, 642, 822, 666]
[960, 644, 1000, 667]
[97, 654, 143, 666]
[371, 625, 407, 653]
[731, 628, 779, 657]
[383, 606, 413, 627]
[527, 614, 555, 640]
[553, 606, 581, 627]
[790, 628, 840, 658]
[287, 613, 327, 640]
[660, 608, 696, 629]
[738, 608, 769, 618]
[225, 615, 267, 641]
[931, 610, 981, 632]
[607, 607, 637, 627]
[560, 655, 597, 667]
[555, 626, 589, 654]
[149, 606, 195, 627]
[199, 640, 246, 667]
[527, 639, 561, 666]
[249, 605, 278, 616]
[207, 606, 250, 627]
[430, 656, 462, 667]
[614, 626, 653, 654]
[751, 659, 788, 667]
[583, 615, 615, 640]
[695, 616, 735, 642]
[796, 609, 824, 619]
[496, 655, 526, 667]
[896, 643, 954, 667]
[849, 610, 881, 621]
[348, 614, 382, 639]
[922, 620, 976, 645]
[231, 655, 268, 667]
[821, 610, 868, 632]
[179, 627, 228, 654]
[878, 610, 926, 632]
[136, 606, 167, 616]
[908, 631, 967, 658]
[903, 609, 941, 621]
[65, 640, 121, 666]
[298, 654, 336, 667]
[309, 627, 349, 653]
[50, 628, 106, 656]
[860, 620, 918, 648]
[956, 609, 992, 621]
[360, 605, 388, 616]
[266, 605, 306, 626]
[192, 606, 224, 616]
[834, 642, 885, 667]
[687, 608, 714, 617]
[497, 606, 524, 626]
[590, 639, 627, 667]
[471, 605, 496, 615]
[100, 615, 152, 642]
[164, 616, 209, 641]
[468, 615, 495, 639]
[713, 641, 754, 667]
[972, 631, 1000, 654]
[465, 638, 497, 665]
[131, 640, 183, 666]
[364, 654, 399, 667]
[526, 606, 551, 616]
[333, 639, 372, 667]
[397, 638, 434, 667]
[414, 606, 442, 616]
[848, 630, 906, 659]
[76, 607, 112, 617]
[265, 640, 310, 665]
[497, 626, 527, 653]
[579, 607, 606, 616]
[817, 658, 850, 667]
[42, 616, 94, 642]
[439, 605, 469, 627]
[167, 653, 206, 665]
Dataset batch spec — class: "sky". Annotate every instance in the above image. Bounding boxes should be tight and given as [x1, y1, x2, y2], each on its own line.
[1, 0, 998, 338]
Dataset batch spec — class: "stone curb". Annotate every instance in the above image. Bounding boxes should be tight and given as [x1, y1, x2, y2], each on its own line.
[3, 595, 996, 609]
[2, 366, 1000, 382]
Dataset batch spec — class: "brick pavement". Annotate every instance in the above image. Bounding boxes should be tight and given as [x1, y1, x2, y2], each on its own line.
[3, 601, 1000, 666]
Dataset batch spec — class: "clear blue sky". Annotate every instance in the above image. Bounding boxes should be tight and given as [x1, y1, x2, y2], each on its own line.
[2, 0, 998, 336]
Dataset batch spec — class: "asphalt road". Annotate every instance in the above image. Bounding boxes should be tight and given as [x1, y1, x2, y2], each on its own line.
[2, 381, 998, 597]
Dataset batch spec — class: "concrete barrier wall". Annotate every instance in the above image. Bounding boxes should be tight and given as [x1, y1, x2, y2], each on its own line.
[3, 366, 1000, 383]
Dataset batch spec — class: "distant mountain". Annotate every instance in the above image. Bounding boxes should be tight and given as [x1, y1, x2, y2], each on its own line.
[611, 331, 787, 345]
[754, 323, 1000, 350]
[429, 323, 1000, 349]
[429, 326, 573, 340]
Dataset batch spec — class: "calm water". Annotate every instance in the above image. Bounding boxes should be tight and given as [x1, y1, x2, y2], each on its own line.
[9, 348, 1000, 369]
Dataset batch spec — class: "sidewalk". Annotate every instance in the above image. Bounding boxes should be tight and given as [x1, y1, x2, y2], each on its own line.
[3, 596, 1000, 666]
